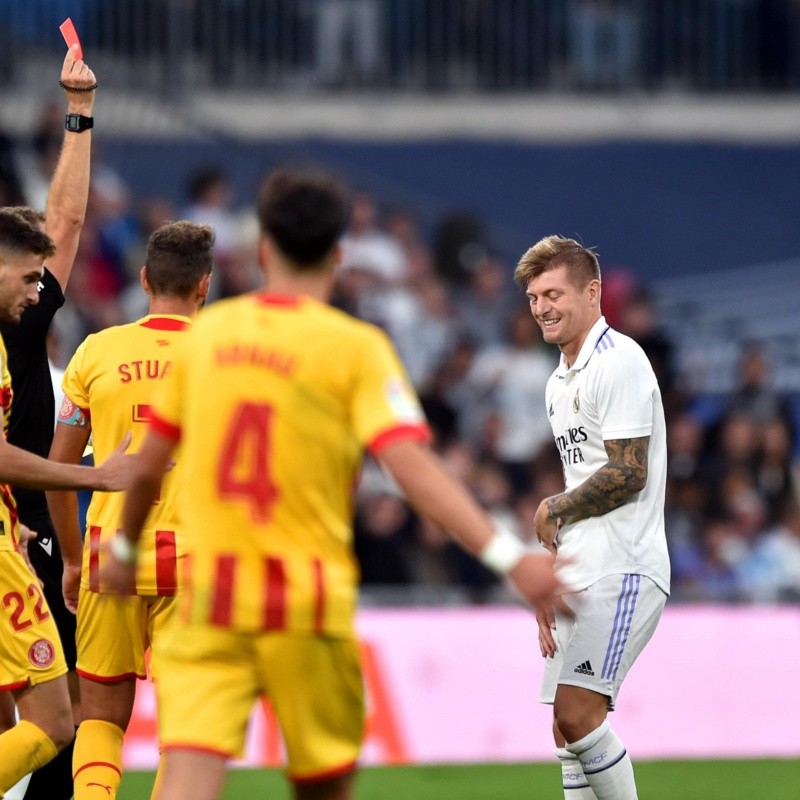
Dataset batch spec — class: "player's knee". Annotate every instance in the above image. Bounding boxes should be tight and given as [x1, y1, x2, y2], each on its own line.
[45, 708, 76, 752]
[553, 704, 601, 745]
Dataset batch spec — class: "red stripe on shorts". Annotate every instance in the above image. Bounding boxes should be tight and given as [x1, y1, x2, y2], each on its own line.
[0, 484, 19, 550]
[155, 530, 178, 595]
[312, 558, 326, 634]
[263, 557, 286, 631]
[89, 526, 102, 591]
[210, 555, 236, 627]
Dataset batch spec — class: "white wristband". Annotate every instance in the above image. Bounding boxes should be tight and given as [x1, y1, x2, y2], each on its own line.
[110, 533, 137, 565]
[478, 526, 526, 575]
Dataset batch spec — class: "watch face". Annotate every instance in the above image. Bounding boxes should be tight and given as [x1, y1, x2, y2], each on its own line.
[65, 114, 92, 132]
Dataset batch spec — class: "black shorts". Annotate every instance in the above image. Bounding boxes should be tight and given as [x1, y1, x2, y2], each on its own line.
[22, 510, 77, 670]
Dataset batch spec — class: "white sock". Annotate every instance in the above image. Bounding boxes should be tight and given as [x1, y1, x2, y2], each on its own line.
[565, 720, 638, 800]
[556, 747, 598, 799]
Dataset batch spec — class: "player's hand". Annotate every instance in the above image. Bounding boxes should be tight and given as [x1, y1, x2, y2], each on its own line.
[18, 525, 40, 581]
[62, 561, 81, 614]
[507, 550, 571, 612]
[534, 498, 560, 554]
[94, 432, 136, 491]
[99, 555, 135, 596]
[61, 44, 97, 115]
[536, 603, 557, 658]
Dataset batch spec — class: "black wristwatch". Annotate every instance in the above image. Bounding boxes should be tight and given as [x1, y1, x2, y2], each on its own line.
[65, 113, 94, 133]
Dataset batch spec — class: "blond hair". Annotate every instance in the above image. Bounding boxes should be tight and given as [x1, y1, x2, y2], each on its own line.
[514, 235, 600, 291]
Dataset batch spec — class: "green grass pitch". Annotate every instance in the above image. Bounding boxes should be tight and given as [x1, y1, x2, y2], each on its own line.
[119, 760, 800, 799]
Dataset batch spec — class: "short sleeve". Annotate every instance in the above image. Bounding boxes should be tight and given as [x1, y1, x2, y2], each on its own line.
[61, 338, 91, 410]
[593, 350, 656, 440]
[351, 330, 431, 455]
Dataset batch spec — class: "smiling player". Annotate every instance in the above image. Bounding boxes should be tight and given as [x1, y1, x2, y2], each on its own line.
[516, 236, 670, 800]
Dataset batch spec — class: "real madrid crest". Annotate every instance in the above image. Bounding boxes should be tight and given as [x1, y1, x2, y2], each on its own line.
[572, 390, 580, 413]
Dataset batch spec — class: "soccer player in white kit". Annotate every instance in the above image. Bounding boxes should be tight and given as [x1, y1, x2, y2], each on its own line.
[515, 236, 670, 800]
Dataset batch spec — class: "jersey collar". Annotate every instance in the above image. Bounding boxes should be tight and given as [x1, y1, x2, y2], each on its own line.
[254, 292, 304, 308]
[138, 314, 192, 331]
[555, 316, 610, 377]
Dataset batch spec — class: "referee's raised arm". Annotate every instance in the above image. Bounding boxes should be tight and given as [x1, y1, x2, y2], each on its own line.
[44, 43, 97, 292]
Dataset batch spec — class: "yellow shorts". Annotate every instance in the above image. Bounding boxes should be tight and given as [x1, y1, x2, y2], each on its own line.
[156, 624, 365, 782]
[0, 550, 67, 689]
[76, 587, 177, 682]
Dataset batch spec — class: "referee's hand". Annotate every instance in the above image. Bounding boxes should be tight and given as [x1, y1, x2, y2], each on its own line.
[61, 43, 97, 116]
[18, 524, 41, 583]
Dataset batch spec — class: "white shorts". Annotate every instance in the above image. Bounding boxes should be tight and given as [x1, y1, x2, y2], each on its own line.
[539, 573, 667, 710]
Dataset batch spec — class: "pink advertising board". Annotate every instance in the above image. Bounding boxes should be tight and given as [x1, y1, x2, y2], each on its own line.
[123, 604, 800, 767]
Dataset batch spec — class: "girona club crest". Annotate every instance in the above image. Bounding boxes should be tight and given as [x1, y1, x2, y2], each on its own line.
[28, 639, 56, 668]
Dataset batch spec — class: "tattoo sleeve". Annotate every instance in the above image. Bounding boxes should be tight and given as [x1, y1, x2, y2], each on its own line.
[546, 436, 650, 522]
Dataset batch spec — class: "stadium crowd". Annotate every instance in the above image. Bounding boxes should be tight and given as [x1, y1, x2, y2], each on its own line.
[1, 115, 798, 606]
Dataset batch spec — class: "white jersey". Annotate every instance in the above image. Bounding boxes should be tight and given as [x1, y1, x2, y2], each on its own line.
[546, 316, 670, 595]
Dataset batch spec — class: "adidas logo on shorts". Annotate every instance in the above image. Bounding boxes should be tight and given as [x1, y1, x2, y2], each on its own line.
[574, 660, 595, 676]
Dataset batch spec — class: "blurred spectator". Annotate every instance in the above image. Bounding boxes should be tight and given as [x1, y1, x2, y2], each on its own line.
[618, 286, 677, 402]
[314, 0, 383, 86]
[340, 192, 407, 284]
[182, 166, 243, 298]
[464, 306, 555, 493]
[426, 337, 482, 445]
[755, 416, 796, 525]
[355, 492, 416, 585]
[690, 516, 744, 601]
[397, 277, 461, 390]
[13, 100, 62, 211]
[456, 255, 518, 349]
[384, 206, 435, 287]
[432, 211, 489, 287]
[726, 342, 794, 427]
[665, 477, 707, 588]
[568, 0, 641, 89]
[702, 411, 761, 510]
[737, 500, 800, 602]
[667, 411, 706, 482]
[0, 128, 24, 206]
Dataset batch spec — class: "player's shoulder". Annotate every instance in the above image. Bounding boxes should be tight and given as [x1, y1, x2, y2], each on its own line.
[202, 294, 385, 343]
[79, 319, 143, 350]
[312, 301, 388, 343]
[585, 327, 655, 387]
[591, 326, 649, 364]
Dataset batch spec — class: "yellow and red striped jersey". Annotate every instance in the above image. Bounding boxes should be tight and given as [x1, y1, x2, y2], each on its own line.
[61, 314, 191, 595]
[150, 293, 430, 636]
[0, 336, 19, 552]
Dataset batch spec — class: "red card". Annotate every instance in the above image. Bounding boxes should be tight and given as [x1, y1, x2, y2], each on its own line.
[59, 18, 83, 61]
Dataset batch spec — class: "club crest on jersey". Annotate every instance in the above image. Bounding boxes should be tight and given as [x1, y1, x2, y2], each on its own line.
[572, 390, 580, 413]
[386, 377, 423, 423]
[58, 396, 76, 420]
[28, 639, 56, 668]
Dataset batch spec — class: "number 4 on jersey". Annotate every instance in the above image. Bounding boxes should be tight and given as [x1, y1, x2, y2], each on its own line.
[217, 402, 280, 523]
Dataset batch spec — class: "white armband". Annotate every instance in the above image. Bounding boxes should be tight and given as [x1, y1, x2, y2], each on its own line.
[110, 533, 137, 565]
[478, 525, 526, 575]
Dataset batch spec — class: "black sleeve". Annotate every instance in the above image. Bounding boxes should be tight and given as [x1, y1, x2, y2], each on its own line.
[0, 267, 66, 514]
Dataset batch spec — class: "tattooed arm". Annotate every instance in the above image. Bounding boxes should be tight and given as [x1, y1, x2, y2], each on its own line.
[534, 436, 650, 551]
